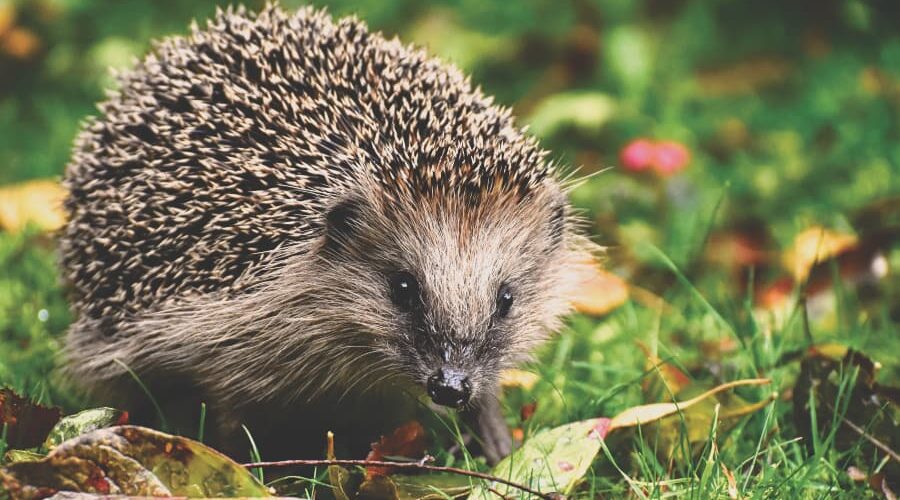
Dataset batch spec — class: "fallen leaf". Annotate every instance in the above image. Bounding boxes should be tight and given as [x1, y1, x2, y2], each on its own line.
[793, 348, 899, 478]
[0, 180, 67, 232]
[609, 378, 771, 430]
[466, 380, 770, 498]
[637, 390, 776, 463]
[3, 450, 44, 464]
[520, 402, 537, 422]
[0, 426, 270, 498]
[0, 3, 14, 36]
[501, 369, 540, 391]
[0, 388, 62, 450]
[783, 226, 858, 282]
[366, 421, 427, 478]
[358, 474, 400, 500]
[42, 408, 128, 452]
[572, 264, 629, 316]
[468, 418, 611, 498]
[392, 473, 472, 500]
[2, 26, 40, 59]
[806, 342, 850, 361]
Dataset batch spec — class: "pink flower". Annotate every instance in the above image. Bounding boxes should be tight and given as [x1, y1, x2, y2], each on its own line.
[620, 139, 655, 172]
[653, 141, 691, 176]
[619, 138, 691, 176]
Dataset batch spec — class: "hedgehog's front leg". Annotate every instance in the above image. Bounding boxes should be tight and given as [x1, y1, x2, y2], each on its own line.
[464, 394, 513, 465]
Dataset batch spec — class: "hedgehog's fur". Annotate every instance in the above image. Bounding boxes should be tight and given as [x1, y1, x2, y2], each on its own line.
[60, 4, 594, 461]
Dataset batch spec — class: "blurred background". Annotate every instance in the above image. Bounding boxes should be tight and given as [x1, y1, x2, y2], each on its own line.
[0, 0, 898, 454]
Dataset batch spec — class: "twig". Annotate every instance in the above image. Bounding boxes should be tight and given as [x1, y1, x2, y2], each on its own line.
[839, 414, 900, 463]
[242, 456, 554, 499]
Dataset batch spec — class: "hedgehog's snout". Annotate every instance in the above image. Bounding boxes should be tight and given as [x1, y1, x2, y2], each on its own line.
[426, 367, 472, 407]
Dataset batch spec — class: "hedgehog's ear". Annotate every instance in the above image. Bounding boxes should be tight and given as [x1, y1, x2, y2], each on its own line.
[322, 195, 367, 254]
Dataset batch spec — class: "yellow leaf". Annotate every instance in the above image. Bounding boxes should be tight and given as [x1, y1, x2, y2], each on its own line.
[807, 342, 849, 361]
[0, 3, 15, 37]
[572, 264, 629, 316]
[500, 369, 539, 390]
[608, 378, 771, 430]
[2, 26, 40, 59]
[0, 179, 67, 232]
[783, 226, 857, 282]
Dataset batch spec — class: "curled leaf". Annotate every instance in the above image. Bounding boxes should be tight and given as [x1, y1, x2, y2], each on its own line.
[42, 407, 129, 452]
[609, 378, 771, 430]
[783, 226, 857, 282]
[365, 421, 427, 478]
[0, 426, 270, 498]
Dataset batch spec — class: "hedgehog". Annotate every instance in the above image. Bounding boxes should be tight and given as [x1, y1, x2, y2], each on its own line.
[60, 4, 595, 463]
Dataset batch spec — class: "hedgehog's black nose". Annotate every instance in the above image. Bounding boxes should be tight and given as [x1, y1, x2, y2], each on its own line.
[427, 368, 471, 407]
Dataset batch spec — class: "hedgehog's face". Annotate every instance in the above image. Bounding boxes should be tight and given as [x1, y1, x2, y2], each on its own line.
[318, 184, 578, 408]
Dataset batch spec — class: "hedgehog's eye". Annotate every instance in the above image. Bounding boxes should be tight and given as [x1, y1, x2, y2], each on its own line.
[496, 284, 514, 318]
[389, 271, 420, 312]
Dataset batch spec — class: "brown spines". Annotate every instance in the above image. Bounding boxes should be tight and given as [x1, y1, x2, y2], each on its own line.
[61, 4, 554, 328]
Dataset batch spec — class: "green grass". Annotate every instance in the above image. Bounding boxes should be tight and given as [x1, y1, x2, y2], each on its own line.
[1, 0, 898, 497]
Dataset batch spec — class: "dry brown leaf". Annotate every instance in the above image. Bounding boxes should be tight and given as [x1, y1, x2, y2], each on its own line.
[0, 388, 62, 450]
[572, 264, 629, 316]
[365, 421, 427, 478]
[0, 179, 66, 232]
[721, 462, 739, 499]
